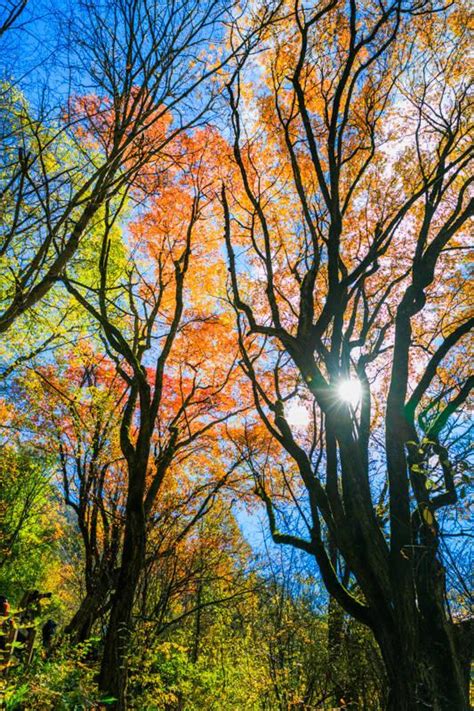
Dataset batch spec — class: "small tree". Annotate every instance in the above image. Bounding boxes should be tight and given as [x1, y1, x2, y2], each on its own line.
[0, 444, 61, 598]
[26, 353, 128, 644]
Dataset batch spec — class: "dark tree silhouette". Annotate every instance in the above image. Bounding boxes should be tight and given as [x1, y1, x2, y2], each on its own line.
[223, 1, 473, 708]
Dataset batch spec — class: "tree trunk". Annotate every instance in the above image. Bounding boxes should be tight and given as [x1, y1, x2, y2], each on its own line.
[65, 592, 100, 644]
[98, 492, 145, 710]
[66, 565, 118, 645]
[376, 617, 469, 711]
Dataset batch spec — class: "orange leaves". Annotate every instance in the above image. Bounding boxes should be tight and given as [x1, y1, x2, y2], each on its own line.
[17, 346, 126, 475]
[124, 125, 242, 432]
[0, 398, 14, 428]
[68, 93, 114, 151]
[130, 127, 229, 279]
[149, 312, 241, 443]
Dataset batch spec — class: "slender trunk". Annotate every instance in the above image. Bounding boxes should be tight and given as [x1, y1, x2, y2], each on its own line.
[98, 491, 145, 710]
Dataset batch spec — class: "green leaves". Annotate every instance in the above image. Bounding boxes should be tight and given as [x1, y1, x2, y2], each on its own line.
[98, 696, 118, 705]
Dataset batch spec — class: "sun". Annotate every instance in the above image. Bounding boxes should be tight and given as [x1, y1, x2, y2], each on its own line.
[337, 378, 362, 407]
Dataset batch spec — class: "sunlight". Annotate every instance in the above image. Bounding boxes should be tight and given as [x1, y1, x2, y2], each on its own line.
[285, 401, 311, 429]
[337, 378, 362, 407]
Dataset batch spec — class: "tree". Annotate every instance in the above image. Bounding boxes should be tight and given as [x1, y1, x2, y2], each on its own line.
[0, 2, 280, 701]
[251, 543, 384, 710]
[127, 501, 260, 710]
[0, 443, 62, 601]
[24, 346, 242, 647]
[62, 127, 245, 705]
[22, 350, 129, 644]
[223, 1, 473, 708]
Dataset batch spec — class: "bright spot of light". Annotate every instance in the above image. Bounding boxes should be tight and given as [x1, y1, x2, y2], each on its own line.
[285, 401, 311, 429]
[337, 378, 362, 407]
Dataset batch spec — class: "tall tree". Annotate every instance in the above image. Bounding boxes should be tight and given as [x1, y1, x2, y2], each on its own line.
[63, 131, 244, 705]
[223, 1, 473, 708]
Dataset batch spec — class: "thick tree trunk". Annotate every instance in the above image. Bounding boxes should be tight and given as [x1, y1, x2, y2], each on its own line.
[455, 620, 473, 702]
[65, 592, 101, 644]
[98, 492, 145, 710]
[65, 576, 115, 646]
[376, 617, 469, 711]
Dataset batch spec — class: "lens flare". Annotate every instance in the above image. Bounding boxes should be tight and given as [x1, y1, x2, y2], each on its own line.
[337, 379, 362, 407]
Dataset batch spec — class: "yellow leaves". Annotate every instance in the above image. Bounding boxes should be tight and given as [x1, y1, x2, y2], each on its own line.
[420, 504, 435, 527]
[305, 83, 328, 120]
[448, 2, 473, 35]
